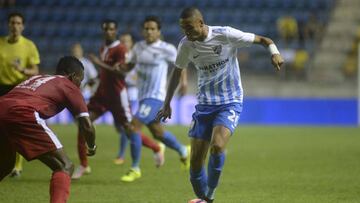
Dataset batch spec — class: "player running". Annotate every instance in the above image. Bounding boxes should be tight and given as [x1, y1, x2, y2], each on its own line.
[117, 16, 190, 182]
[157, 7, 284, 203]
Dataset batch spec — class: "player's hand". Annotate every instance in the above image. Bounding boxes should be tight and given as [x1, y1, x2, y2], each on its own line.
[156, 104, 172, 122]
[89, 54, 101, 65]
[271, 54, 284, 71]
[87, 144, 97, 156]
[12, 59, 24, 73]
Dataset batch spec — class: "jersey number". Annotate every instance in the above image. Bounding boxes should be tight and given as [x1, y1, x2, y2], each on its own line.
[17, 75, 56, 91]
[139, 104, 152, 117]
[227, 110, 239, 128]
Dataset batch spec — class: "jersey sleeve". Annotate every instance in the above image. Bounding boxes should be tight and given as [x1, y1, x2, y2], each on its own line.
[225, 26, 255, 48]
[175, 39, 190, 69]
[62, 81, 89, 118]
[165, 44, 177, 64]
[28, 41, 40, 65]
[115, 45, 127, 64]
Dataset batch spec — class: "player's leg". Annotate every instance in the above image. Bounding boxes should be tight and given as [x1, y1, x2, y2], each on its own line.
[148, 121, 188, 164]
[189, 138, 210, 199]
[73, 110, 101, 179]
[114, 125, 127, 165]
[0, 135, 16, 181]
[206, 126, 231, 201]
[9, 153, 24, 178]
[38, 149, 74, 203]
[205, 103, 242, 201]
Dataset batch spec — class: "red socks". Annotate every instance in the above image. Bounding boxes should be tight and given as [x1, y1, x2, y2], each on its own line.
[140, 132, 160, 153]
[50, 171, 71, 203]
[77, 133, 88, 167]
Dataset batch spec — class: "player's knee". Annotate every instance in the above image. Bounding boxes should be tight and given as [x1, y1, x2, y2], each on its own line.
[210, 144, 224, 155]
[190, 154, 203, 170]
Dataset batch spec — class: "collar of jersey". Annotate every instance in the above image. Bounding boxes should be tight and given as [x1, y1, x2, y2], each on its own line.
[105, 40, 120, 48]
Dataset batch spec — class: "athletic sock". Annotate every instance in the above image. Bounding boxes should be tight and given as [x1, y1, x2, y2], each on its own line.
[207, 152, 225, 200]
[77, 133, 88, 167]
[50, 171, 71, 203]
[140, 132, 160, 153]
[14, 153, 23, 171]
[190, 167, 208, 198]
[129, 132, 142, 168]
[118, 128, 128, 158]
[162, 131, 184, 156]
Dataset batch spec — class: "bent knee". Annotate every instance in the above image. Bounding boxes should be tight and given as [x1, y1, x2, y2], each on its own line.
[63, 161, 74, 176]
[210, 144, 225, 155]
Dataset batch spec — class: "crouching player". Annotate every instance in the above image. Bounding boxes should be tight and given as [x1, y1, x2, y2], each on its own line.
[0, 56, 96, 203]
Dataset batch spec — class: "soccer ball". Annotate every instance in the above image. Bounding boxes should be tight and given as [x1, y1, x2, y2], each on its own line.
[188, 199, 207, 203]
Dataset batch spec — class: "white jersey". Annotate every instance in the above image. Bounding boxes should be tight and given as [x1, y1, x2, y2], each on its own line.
[79, 57, 98, 90]
[175, 26, 255, 105]
[130, 40, 177, 101]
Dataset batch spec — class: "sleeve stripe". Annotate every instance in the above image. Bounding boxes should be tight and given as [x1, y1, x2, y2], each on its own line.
[76, 112, 90, 118]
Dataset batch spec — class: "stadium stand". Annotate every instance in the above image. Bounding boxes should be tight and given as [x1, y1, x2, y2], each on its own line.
[0, 0, 334, 75]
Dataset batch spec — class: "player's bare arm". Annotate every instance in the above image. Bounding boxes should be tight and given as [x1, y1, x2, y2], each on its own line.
[178, 68, 188, 97]
[156, 67, 183, 122]
[78, 116, 96, 156]
[88, 53, 124, 75]
[253, 35, 284, 71]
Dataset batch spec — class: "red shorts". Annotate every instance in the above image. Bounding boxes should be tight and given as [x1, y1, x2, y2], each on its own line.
[88, 87, 132, 125]
[0, 105, 62, 161]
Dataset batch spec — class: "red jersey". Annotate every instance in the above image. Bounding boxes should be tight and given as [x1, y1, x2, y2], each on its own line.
[97, 40, 127, 97]
[0, 75, 88, 119]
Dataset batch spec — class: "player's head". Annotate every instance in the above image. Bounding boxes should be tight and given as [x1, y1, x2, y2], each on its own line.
[70, 43, 84, 59]
[8, 12, 25, 38]
[56, 56, 84, 87]
[119, 33, 134, 51]
[101, 19, 118, 41]
[142, 16, 161, 44]
[179, 7, 206, 41]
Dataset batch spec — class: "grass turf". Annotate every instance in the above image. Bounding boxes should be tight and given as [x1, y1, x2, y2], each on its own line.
[0, 125, 359, 203]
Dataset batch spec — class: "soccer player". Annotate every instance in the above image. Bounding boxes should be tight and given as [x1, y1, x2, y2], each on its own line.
[0, 12, 40, 177]
[0, 56, 97, 203]
[73, 19, 162, 179]
[117, 16, 190, 182]
[156, 7, 284, 203]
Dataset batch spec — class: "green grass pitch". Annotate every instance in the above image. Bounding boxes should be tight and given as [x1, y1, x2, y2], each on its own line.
[0, 125, 359, 203]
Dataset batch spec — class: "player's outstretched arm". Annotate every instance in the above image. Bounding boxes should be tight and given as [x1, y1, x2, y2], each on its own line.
[253, 35, 284, 71]
[78, 116, 96, 156]
[156, 67, 184, 122]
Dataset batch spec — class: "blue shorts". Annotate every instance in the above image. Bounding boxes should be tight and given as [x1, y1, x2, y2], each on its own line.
[188, 102, 243, 141]
[134, 98, 163, 125]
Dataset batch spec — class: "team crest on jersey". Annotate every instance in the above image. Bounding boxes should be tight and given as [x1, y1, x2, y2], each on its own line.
[212, 45, 222, 55]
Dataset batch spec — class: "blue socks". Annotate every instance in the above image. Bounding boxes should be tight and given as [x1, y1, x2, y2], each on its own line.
[118, 128, 128, 158]
[190, 167, 208, 198]
[190, 152, 226, 200]
[129, 132, 141, 168]
[162, 131, 185, 156]
[207, 152, 225, 200]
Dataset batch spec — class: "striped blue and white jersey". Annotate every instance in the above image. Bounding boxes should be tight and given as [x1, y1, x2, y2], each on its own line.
[129, 40, 177, 101]
[175, 26, 255, 105]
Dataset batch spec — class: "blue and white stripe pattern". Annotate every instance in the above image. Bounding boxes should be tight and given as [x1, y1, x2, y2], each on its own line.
[130, 40, 177, 101]
[175, 26, 255, 105]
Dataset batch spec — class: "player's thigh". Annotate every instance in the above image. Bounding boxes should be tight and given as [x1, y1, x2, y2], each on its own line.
[190, 138, 210, 170]
[210, 126, 231, 154]
[0, 134, 16, 181]
[38, 149, 73, 175]
[87, 97, 107, 121]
